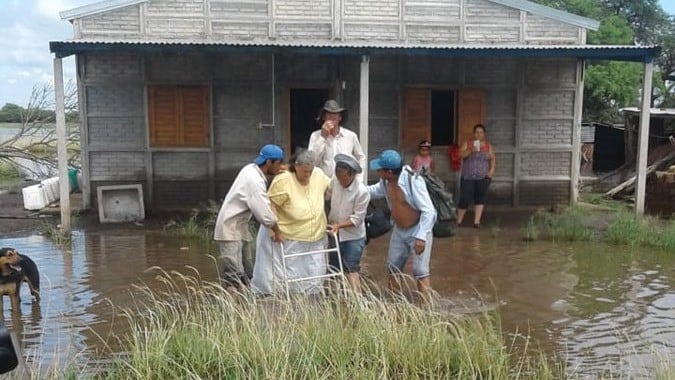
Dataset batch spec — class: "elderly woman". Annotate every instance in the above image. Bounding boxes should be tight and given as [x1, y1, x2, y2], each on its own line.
[251, 149, 331, 295]
[327, 154, 370, 293]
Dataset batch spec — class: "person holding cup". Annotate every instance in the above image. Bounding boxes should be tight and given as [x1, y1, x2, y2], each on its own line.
[456, 124, 496, 228]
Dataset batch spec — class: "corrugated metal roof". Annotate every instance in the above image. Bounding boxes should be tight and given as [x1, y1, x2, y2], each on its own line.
[621, 107, 675, 116]
[489, 0, 599, 30]
[49, 40, 660, 62]
[60, 0, 147, 21]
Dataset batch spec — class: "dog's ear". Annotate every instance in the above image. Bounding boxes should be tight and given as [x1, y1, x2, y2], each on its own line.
[0, 248, 10, 257]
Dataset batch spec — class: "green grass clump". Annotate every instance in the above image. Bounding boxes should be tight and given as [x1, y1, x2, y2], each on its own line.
[522, 206, 592, 242]
[525, 205, 675, 251]
[606, 211, 675, 250]
[40, 220, 72, 245]
[97, 271, 561, 380]
[605, 210, 656, 246]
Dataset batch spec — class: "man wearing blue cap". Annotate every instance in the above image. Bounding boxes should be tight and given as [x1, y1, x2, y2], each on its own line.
[214, 144, 285, 293]
[368, 149, 437, 300]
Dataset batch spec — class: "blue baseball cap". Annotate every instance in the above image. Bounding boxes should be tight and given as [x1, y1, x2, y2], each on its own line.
[254, 144, 284, 165]
[369, 150, 402, 171]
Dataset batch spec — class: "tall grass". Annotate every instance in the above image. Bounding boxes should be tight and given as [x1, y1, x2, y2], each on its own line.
[606, 211, 675, 250]
[524, 205, 675, 251]
[163, 201, 221, 241]
[521, 207, 592, 242]
[97, 270, 561, 379]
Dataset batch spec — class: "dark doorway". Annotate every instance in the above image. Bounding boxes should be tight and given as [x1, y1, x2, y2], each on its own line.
[431, 90, 455, 145]
[290, 88, 329, 154]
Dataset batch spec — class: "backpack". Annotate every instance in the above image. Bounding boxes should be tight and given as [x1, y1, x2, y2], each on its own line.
[407, 168, 457, 237]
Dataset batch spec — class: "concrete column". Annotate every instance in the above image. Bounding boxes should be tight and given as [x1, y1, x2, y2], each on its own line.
[570, 59, 585, 204]
[359, 55, 370, 184]
[635, 59, 654, 215]
[54, 57, 71, 233]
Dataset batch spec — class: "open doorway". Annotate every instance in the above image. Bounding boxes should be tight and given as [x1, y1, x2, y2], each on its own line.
[289, 88, 329, 154]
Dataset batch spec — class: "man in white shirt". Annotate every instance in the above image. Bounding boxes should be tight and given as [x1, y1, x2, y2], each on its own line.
[327, 154, 370, 293]
[308, 100, 367, 179]
[368, 149, 437, 301]
[214, 144, 284, 293]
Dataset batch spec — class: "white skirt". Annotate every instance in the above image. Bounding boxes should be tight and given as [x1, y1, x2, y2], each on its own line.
[251, 228, 328, 295]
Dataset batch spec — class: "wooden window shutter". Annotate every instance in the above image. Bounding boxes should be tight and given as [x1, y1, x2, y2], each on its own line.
[149, 86, 180, 146]
[180, 87, 210, 147]
[402, 88, 430, 150]
[457, 89, 486, 145]
[148, 86, 209, 147]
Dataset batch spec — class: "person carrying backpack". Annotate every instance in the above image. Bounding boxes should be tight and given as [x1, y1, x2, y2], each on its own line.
[368, 149, 436, 301]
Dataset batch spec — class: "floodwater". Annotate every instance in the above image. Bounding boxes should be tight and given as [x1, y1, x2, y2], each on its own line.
[1, 227, 674, 378]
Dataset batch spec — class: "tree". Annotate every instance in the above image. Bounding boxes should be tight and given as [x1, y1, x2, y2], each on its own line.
[0, 103, 23, 123]
[531, 0, 674, 122]
[0, 81, 80, 178]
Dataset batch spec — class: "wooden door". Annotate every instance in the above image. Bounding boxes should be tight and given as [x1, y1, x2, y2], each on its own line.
[457, 89, 486, 145]
[401, 88, 430, 150]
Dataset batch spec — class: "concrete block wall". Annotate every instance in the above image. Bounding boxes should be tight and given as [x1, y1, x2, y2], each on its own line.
[526, 15, 580, 44]
[519, 181, 570, 205]
[73, 0, 585, 45]
[80, 49, 579, 210]
[153, 152, 210, 180]
[466, 0, 519, 21]
[520, 152, 572, 177]
[89, 152, 145, 181]
[276, 0, 332, 18]
[78, 5, 141, 38]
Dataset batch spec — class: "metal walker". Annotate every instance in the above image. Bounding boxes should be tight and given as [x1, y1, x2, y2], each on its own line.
[279, 230, 345, 299]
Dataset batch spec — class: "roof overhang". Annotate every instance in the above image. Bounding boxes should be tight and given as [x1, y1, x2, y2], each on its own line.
[621, 107, 675, 118]
[49, 40, 660, 63]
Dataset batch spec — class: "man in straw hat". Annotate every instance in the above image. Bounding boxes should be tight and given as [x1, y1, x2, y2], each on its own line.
[308, 99, 366, 179]
[214, 144, 285, 294]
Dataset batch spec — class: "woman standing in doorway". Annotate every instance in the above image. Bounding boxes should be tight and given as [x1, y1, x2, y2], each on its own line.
[456, 124, 496, 228]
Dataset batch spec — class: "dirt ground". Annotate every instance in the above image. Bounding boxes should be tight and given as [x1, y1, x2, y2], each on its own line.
[0, 188, 49, 236]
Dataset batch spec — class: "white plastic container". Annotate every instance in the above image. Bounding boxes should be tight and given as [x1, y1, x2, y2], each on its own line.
[22, 184, 48, 210]
[41, 177, 60, 204]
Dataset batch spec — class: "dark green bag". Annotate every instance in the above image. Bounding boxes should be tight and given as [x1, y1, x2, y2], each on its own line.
[407, 169, 457, 238]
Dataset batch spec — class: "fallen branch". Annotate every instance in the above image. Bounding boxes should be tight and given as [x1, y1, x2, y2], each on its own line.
[604, 151, 675, 198]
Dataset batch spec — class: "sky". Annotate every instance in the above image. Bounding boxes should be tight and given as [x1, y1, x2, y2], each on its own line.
[1, 0, 674, 108]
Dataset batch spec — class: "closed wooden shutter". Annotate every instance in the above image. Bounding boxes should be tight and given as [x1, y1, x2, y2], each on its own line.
[181, 87, 209, 146]
[402, 88, 430, 150]
[148, 86, 210, 147]
[457, 89, 486, 145]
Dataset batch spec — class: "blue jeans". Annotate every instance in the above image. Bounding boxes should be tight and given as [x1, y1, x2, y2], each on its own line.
[329, 238, 366, 273]
[387, 225, 433, 279]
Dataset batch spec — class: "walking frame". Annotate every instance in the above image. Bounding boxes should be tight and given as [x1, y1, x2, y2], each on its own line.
[279, 230, 346, 299]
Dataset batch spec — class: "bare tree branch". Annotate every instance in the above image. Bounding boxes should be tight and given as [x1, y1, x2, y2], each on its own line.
[0, 81, 79, 178]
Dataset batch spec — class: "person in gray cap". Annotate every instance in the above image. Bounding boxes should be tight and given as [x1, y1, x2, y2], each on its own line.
[214, 144, 285, 294]
[308, 99, 366, 180]
[326, 153, 370, 293]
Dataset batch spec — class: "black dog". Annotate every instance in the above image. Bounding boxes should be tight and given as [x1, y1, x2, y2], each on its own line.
[0, 248, 40, 311]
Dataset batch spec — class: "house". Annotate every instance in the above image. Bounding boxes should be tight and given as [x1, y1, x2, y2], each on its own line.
[49, 0, 658, 215]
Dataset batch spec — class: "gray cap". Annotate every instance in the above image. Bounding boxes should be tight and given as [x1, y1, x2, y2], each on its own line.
[334, 153, 362, 173]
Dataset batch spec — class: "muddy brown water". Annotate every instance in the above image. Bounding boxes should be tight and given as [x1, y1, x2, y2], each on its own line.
[1, 227, 674, 378]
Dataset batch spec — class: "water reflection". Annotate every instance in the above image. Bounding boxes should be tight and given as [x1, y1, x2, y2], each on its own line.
[0, 229, 673, 377]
